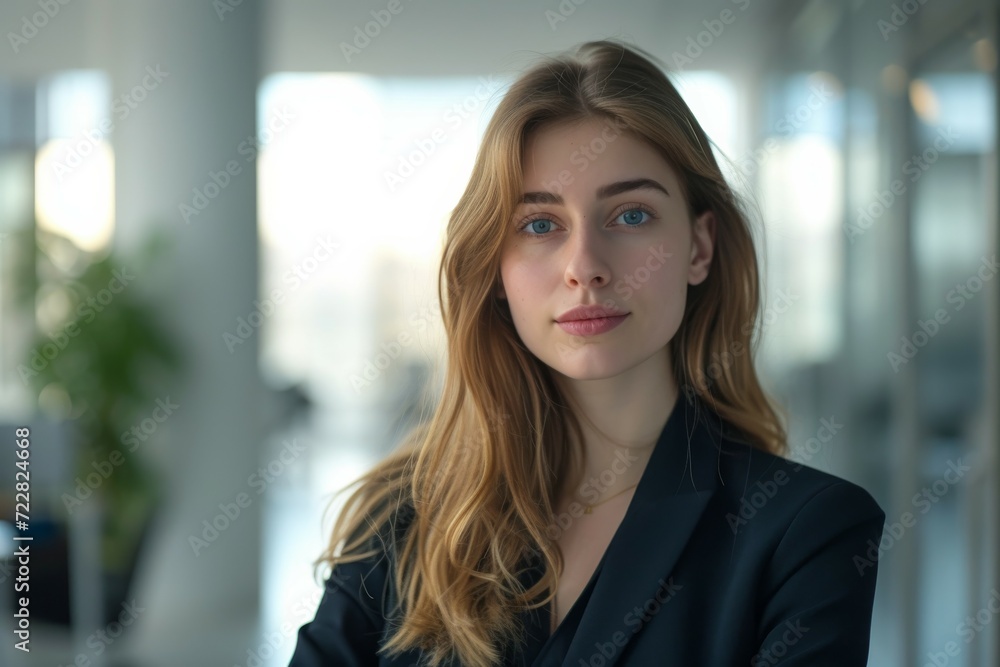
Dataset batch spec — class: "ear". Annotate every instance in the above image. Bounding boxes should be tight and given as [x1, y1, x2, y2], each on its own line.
[688, 210, 715, 286]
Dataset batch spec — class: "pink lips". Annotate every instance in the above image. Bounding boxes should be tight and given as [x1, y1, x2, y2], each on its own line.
[556, 314, 629, 336]
[554, 304, 629, 337]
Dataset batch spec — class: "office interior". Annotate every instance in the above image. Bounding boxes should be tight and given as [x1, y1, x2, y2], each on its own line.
[0, 1, 997, 665]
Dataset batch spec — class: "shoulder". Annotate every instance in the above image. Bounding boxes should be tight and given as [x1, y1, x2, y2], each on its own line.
[713, 434, 885, 544]
[289, 503, 417, 664]
[323, 500, 417, 623]
[712, 445, 889, 664]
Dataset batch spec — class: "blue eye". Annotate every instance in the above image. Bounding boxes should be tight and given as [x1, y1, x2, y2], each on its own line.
[515, 205, 656, 237]
[617, 208, 652, 227]
[521, 218, 555, 235]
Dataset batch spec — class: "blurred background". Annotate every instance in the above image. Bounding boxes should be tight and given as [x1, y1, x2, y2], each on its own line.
[0, 0, 996, 665]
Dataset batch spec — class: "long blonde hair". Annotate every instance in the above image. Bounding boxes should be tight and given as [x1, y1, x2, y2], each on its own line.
[316, 38, 788, 666]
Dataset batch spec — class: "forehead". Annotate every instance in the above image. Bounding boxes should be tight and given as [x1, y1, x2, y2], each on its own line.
[520, 118, 680, 192]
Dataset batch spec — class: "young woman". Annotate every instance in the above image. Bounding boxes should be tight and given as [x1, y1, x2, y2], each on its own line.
[289, 39, 886, 667]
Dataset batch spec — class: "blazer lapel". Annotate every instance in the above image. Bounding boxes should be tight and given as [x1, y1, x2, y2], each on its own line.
[555, 391, 724, 667]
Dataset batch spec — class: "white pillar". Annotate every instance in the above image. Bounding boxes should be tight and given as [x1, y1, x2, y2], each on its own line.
[107, 1, 264, 663]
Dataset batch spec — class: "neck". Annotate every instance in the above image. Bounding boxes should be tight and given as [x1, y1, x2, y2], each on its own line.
[553, 348, 679, 505]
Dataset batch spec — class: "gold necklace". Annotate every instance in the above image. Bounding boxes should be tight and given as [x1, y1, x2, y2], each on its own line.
[549, 482, 639, 634]
[583, 482, 638, 514]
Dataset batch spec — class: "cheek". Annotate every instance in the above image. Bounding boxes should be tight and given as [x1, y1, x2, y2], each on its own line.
[621, 243, 687, 295]
[499, 257, 557, 344]
[622, 245, 689, 327]
[501, 253, 552, 301]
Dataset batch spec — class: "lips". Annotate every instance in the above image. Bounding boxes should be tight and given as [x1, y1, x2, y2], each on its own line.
[555, 304, 628, 323]
[555, 313, 629, 336]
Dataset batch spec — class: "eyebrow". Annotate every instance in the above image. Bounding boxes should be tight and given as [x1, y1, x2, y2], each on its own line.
[517, 178, 670, 206]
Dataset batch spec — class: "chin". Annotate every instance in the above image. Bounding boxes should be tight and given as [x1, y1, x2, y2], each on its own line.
[546, 353, 634, 381]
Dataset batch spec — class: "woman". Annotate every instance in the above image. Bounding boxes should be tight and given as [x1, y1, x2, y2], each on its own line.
[289, 39, 886, 667]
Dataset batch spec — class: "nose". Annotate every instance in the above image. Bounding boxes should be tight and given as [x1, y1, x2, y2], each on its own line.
[562, 219, 612, 288]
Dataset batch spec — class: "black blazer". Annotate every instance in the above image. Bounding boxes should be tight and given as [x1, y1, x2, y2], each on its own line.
[289, 392, 886, 666]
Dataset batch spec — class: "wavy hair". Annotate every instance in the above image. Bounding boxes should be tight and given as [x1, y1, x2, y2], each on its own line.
[316, 38, 789, 666]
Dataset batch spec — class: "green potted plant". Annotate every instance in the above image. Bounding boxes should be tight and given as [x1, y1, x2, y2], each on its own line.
[12, 224, 184, 623]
